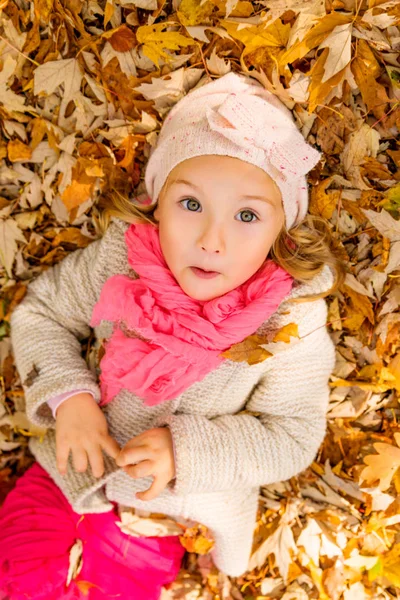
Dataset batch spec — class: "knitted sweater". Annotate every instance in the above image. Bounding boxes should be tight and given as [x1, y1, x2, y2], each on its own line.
[10, 216, 336, 577]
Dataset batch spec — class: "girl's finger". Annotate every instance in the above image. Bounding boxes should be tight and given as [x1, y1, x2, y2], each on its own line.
[72, 446, 88, 473]
[116, 444, 149, 467]
[136, 473, 165, 502]
[56, 442, 70, 476]
[87, 445, 105, 479]
[101, 435, 122, 460]
[124, 459, 154, 479]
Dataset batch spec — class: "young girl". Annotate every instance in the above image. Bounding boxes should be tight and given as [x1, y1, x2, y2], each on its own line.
[1, 71, 345, 599]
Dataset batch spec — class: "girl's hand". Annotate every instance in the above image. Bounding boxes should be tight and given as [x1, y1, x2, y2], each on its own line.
[115, 427, 176, 502]
[55, 393, 121, 478]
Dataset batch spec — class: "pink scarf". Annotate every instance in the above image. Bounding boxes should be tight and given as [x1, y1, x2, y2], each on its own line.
[90, 223, 294, 407]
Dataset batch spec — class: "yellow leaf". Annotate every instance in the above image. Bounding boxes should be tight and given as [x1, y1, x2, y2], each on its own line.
[221, 17, 290, 62]
[360, 432, 400, 492]
[279, 12, 353, 67]
[343, 284, 375, 325]
[178, 523, 214, 554]
[380, 544, 400, 588]
[351, 39, 390, 119]
[330, 364, 397, 394]
[327, 297, 342, 331]
[104, 0, 114, 28]
[307, 48, 349, 113]
[30, 117, 48, 150]
[272, 323, 299, 343]
[34, 0, 54, 21]
[7, 139, 32, 162]
[136, 24, 194, 68]
[177, 0, 215, 27]
[387, 353, 400, 392]
[221, 334, 273, 365]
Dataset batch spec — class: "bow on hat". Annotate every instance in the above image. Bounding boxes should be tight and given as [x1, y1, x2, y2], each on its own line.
[205, 92, 320, 180]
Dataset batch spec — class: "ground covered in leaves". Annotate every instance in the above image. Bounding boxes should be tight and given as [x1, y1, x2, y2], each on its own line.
[1, 0, 400, 598]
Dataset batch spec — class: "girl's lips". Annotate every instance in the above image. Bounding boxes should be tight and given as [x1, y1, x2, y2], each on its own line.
[190, 266, 220, 279]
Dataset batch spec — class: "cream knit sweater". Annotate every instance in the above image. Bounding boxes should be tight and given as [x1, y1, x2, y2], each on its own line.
[10, 216, 336, 577]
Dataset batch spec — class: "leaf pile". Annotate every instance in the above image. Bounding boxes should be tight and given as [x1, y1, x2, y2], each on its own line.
[1, 0, 400, 598]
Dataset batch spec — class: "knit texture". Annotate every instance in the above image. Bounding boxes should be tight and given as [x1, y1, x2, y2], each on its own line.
[10, 217, 336, 577]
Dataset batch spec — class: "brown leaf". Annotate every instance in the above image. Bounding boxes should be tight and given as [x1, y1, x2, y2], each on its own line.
[221, 334, 273, 365]
[108, 24, 136, 53]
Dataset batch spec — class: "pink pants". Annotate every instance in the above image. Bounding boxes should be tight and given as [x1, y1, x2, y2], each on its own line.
[0, 462, 186, 600]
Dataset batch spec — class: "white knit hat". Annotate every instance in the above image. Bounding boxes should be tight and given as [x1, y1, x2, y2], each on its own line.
[144, 72, 321, 230]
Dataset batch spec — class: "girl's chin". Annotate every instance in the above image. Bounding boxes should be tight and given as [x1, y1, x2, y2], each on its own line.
[178, 277, 231, 301]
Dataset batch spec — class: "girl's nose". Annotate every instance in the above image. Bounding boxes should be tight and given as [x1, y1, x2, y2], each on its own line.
[198, 223, 225, 254]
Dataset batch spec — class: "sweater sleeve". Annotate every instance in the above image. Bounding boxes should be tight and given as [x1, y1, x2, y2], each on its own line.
[152, 297, 336, 496]
[10, 217, 128, 430]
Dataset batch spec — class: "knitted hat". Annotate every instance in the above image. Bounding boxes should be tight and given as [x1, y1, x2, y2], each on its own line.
[144, 72, 321, 230]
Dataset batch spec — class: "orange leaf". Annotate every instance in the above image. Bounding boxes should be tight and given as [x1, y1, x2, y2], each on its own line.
[76, 580, 104, 596]
[7, 139, 32, 162]
[273, 323, 299, 343]
[109, 24, 136, 52]
[178, 523, 215, 554]
[360, 432, 400, 492]
[351, 39, 390, 119]
[221, 334, 273, 365]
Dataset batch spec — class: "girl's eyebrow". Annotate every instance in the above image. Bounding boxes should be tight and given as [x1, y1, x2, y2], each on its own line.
[170, 178, 276, 206]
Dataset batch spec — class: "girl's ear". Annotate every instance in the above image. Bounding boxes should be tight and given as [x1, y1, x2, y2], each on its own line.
[153, 204, 160, 222]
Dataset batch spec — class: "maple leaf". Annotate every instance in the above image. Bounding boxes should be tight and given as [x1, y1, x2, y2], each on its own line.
[359, 432, 400, 492]
[136, 23, 195, 68]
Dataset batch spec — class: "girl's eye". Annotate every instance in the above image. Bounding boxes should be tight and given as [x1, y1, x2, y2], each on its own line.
[237, 210, 258, 223]
[180, 198, 201, 211]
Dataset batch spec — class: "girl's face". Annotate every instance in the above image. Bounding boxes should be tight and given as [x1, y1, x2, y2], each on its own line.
[153, 155, 285, 301]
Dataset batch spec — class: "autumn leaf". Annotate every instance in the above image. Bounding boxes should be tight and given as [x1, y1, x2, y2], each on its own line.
[221, 334, 273, 365]
[136, 23, 195, 68]
[107, 24, 136, 53]
[221, 17, 290, 67]
[318, 22, 352, 83]
[343, 284, 375, 325]
[2, 1, 400, 598]
[76, 580, 104, 595]
[272, 322, 299, 343]
[351, 39, 391, 119]
[7, 139, 32, 162]
[359, 432, 400, 492]
[309, 176, 340, 219]
[0, 219, 26, 277]
[177, 0, 215, 27]
[178, 524, 215, 554]
[279, 12, 353, 67]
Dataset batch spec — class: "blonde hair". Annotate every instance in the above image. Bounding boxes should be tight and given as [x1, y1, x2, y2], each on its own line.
[94, 180, 347, 305]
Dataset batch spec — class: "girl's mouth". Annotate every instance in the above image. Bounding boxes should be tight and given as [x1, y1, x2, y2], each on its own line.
[190, 266, 220, 279]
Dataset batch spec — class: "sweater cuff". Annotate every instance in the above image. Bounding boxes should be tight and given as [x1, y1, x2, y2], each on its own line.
[47, 389, 96, 419]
